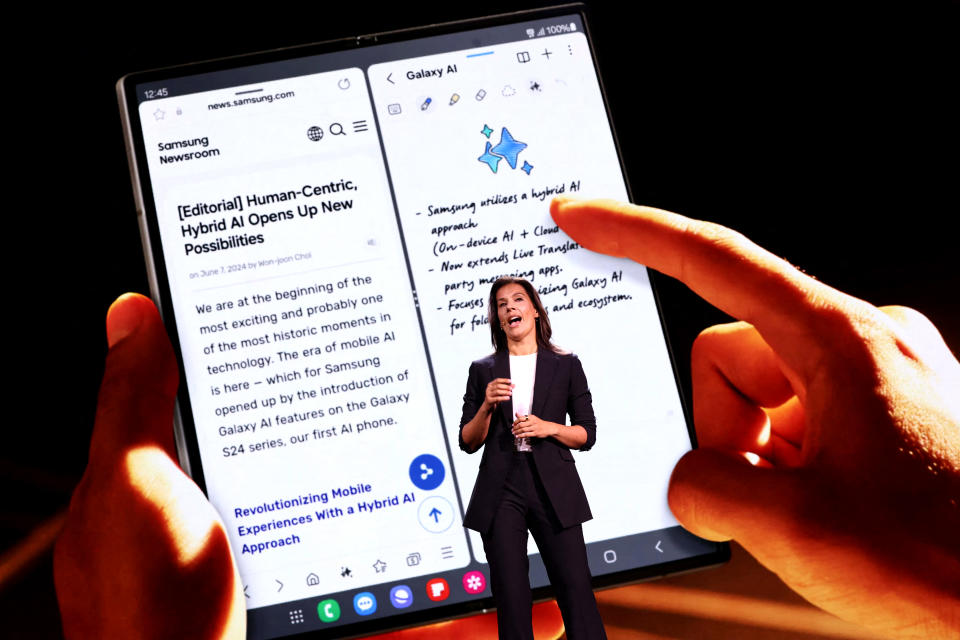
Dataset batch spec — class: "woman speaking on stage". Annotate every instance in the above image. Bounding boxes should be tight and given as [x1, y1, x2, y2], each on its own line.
[458, 276, 606, 640]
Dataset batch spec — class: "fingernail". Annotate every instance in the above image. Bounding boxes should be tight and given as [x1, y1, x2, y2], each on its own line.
[106, 293, 147, 348]
[550, 195, 580, 213]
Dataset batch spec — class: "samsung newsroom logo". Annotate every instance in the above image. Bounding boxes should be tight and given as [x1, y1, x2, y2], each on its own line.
[157, 136, 221, 164]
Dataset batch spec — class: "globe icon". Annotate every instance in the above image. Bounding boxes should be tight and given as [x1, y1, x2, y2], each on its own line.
[307, 126, 323, 141]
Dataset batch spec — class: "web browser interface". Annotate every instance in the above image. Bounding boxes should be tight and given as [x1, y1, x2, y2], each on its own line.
[130, 12, 720, 639]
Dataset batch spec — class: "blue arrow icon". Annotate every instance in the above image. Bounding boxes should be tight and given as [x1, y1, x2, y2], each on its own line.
[418, 496, 453, 533]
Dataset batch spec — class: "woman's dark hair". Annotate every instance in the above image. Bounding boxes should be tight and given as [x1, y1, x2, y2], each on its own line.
[487, 276, 560, 353]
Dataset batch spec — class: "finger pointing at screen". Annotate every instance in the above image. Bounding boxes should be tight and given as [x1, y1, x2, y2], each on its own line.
[551, 197, 960, 639]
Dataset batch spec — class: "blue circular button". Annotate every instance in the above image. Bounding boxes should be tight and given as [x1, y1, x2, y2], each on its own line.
[409, 454, 445, 491]
[353, 592, 377, 616]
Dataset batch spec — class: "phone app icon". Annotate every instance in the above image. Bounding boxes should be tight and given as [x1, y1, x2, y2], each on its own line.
[390, 585, 414, 608]
[353, 591, 377, 616]
[462, 570, 487, 594]
[317, 599, 340, 623]
[426, 577, 450, 602]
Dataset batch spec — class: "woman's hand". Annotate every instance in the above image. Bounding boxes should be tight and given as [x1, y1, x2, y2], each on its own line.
[484, 377, 513, 411]
[512, 413, 560, 438]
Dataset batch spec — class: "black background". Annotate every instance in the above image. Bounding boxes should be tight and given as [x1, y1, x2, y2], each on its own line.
[4, 2, 957, 637]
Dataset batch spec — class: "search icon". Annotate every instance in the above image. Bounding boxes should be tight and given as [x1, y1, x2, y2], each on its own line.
[330, 122, 346, 136]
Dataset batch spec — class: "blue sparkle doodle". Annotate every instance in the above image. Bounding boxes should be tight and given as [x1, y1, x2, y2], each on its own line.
[478, 125, 533, 175]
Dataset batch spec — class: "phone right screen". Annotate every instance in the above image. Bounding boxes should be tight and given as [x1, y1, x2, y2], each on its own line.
[368, 29, 701, 567]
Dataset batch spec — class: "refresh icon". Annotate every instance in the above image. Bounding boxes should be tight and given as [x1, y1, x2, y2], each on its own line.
[338, 77, 350, 90]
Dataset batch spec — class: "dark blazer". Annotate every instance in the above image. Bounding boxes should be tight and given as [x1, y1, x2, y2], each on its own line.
[459, 349, 596, 534]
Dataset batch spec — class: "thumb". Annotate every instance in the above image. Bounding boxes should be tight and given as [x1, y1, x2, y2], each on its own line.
[90, 293, 179, 462]
[668, 448, 800, 543]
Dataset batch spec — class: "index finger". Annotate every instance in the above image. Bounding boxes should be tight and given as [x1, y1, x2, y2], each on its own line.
[550, 198, 867, 381]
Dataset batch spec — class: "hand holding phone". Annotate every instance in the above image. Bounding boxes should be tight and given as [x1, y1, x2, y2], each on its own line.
[59, 201, 960, 639]
[115, 8, 727, 637]
[552, 198, 960, 639]
[53, 294, 246, 640]
[54, 293, 567, 639]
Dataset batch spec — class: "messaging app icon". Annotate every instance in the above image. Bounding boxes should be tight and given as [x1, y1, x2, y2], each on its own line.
[353, 591, 377, 616]
[317, 598, 340, 622]
[477, 125, 533, 175]
[390, 584, 414, 608]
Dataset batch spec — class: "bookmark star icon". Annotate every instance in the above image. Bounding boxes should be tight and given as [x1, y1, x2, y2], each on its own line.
[490, 127, 527, 170]
[478, 141, 503, 173]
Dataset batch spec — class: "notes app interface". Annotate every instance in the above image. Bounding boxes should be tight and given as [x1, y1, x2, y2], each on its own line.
[370, 32, 690, 562]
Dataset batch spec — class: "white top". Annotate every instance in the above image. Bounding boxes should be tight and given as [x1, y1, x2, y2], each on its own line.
[509, 352, 537, 452]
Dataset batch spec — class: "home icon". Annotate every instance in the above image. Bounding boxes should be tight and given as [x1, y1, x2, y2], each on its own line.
[306, 573, 320, 586]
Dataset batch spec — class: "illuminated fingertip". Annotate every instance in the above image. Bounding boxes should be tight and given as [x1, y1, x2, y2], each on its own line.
[743, 451, 761, 466]
[756, 414, 772, 447]
[550, 195, 583, 223]
[550, 195, 576, 213]
[106, 293, 149, 348]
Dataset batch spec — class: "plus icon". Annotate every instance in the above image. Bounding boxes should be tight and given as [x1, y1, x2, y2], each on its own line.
[521, 229, 529, 238]
[542, 48, 552, 59]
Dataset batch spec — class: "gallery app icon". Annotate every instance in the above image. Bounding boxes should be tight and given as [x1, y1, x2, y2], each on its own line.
[317, 599, 340, 623]
[390, 585, 414, 608]
[462, 570, 487, 594]
[426, 577, 450, 602]
[353, 592, 377, 616]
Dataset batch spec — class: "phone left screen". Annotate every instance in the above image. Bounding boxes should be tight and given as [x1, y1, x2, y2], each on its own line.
[137, 68, 470, 633]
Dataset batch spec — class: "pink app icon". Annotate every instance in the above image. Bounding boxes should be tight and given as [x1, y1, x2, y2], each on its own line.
[462, 570, 487, 594]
